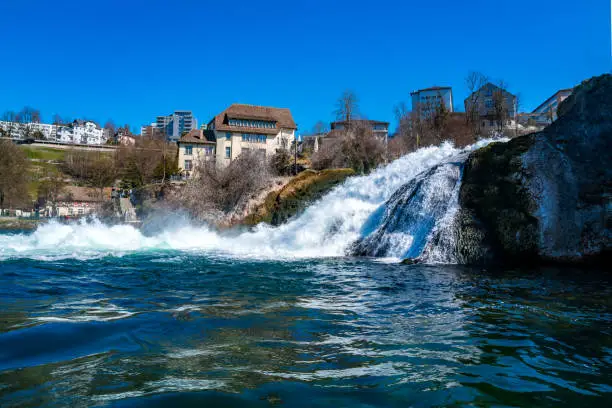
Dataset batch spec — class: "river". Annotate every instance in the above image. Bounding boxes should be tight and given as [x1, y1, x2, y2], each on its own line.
[0, 254, 610, 407]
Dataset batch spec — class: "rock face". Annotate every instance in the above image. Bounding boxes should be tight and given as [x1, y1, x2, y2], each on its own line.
[242, 168, 355, 226]
[458, 74, 612, 265]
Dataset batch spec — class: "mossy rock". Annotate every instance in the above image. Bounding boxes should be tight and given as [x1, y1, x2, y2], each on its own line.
[459, 134, 540, 263]
[243, 168, 355, 226]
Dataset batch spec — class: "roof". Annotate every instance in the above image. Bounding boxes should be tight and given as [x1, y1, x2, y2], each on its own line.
[411, 86, 452, 95]
[331, 119, 389, 127]
[177, 129, 216, 144]
[209, 104, 297, 135]
[464, 82, 516, 102]
[531, 88, 574, 113]
[58, 186, 112, 202]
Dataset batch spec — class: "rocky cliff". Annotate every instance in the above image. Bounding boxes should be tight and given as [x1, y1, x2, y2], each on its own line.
[458, 74, 612, 265]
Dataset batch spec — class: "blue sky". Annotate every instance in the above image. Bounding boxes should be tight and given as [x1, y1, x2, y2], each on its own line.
[0, 0, 609, 133]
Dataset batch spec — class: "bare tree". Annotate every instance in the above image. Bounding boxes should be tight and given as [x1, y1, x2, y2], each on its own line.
[175, 151, 271, 221]
[312, 120, 329, 135]
[312, 121, 385, 173]
[0, 140, 30, 210]
[334, 90, 359, 122]
[88, 154, 117, 200]
[492, 80, 511, 132]
[465, 71, 489, 138]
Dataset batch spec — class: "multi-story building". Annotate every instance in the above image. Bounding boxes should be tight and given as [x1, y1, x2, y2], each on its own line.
[177, 129, 217, 176]
[464, 82, 517, 130]
[531, 88, 573, 126]
[410, 86, 454, 119]
[206, 104, 297, 168]
[57, 120, 106, 145]
[155, 111, 197, 142]
[0, 121, 57, 140]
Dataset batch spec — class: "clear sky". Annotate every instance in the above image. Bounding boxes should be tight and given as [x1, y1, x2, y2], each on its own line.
[0, 0, 610, 134]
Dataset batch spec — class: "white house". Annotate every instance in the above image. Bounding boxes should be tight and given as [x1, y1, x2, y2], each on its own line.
[57, 120, 107, 145]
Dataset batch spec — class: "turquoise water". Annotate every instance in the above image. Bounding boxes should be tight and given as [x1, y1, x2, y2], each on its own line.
[0, 252, 610, 407]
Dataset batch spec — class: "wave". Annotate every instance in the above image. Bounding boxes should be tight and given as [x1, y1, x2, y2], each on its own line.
[0, 139, 501, 262]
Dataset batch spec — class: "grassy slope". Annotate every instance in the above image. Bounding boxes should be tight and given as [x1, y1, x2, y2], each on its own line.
[20, 146, 67, 199]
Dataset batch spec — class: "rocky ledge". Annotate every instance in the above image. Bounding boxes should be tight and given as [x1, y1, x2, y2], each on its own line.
[457, 74, 611, 266]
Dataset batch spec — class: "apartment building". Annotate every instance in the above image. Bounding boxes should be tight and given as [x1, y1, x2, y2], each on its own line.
[155, 111, 198, 141]
[0, 121, 57, 140]
[531, 88, 573, 126]
[410, 86, 454, 119]
[206, 104, 297, 168]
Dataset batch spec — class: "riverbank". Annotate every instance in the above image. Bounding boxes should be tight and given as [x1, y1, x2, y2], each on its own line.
[0, 217, 43, 231]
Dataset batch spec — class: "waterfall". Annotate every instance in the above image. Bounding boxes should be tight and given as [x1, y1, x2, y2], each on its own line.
[349, 158, 466, 261]
[0, 139, 502, 262]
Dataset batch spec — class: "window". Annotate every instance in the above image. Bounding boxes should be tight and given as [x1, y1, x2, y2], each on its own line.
[184, 160, 193, 171]
[226, 132, 231, 140]
[225, 146, 231, 158]
[204, 146, 214, 155]
[184, 146, 192, 155]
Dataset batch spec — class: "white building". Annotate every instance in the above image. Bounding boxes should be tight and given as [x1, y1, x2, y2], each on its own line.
[1, 119, 107, 145]
[0, 121, 57, 140]
[57, 120, 106, 145]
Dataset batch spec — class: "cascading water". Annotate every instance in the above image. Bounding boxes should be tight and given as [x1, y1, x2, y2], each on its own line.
[349, 158, 465, 261]
[0, 139, 502, 262]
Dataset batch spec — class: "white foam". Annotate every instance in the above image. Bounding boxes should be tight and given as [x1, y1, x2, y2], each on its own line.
[0, 139, 501, 261]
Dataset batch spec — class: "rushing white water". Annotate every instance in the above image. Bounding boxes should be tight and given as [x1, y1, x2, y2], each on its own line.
[0, 139, 501, 261]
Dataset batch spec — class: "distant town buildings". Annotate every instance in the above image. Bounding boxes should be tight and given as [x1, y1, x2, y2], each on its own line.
[155, 111, 197, 141]
[0, 119, 108, 145]
[530, 88, 573, 126]
[43, 186, 112, 218]
[410, 86, 454, 119]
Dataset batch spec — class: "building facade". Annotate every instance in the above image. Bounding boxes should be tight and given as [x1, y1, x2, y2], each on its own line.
[206, 104, 297, 168]
[410, 86, 454, 119]
[57, 120, 106, 145]
[531, 88, 573, 126]
[177, 129, 217, 176]
[155, 111, 198, 142]
[464, 82, 517, 130]
[0, 121, 57, 140]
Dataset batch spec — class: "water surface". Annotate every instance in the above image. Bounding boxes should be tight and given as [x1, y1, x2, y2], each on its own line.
[0, 253, 610, 407]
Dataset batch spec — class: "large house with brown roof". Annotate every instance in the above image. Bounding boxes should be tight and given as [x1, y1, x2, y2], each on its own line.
[176, 104, 297, 174]
[207, 103, 297, 168]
